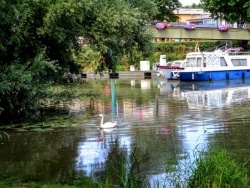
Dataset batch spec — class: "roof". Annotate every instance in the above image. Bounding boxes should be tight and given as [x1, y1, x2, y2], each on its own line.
[174, 8, 210, 15]
[186, 15, 214, 21]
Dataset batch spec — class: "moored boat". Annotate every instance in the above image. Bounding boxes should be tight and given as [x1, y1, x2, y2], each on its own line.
[157, 60, 185, 79]
[174, 46, 250, 81]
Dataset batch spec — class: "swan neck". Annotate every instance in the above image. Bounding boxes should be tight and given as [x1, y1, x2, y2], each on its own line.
[100, 116, 104, 127]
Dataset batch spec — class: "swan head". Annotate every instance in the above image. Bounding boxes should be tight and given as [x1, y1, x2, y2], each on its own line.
[98, 114, 103, 118]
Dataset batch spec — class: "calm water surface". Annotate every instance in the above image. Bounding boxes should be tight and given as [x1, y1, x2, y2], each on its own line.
[1, 78, 250, 187]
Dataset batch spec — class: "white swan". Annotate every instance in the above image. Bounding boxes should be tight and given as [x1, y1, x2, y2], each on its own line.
[98, 114, 116, 129]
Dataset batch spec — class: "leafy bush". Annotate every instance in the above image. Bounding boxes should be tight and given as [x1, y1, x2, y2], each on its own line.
[0, 52, 57, 122]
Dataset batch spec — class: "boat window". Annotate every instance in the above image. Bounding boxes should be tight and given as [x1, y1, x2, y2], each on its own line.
[197, 58, 202, 67]
[231, 59, 247, 66]
[171, 62, 182, 67]
[186, 58, 196, 67]
[203, 57, 207, 67]
[220, 57, 227, 66]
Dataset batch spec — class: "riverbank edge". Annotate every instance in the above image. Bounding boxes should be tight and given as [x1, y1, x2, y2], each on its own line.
[81, 70, 159, 80]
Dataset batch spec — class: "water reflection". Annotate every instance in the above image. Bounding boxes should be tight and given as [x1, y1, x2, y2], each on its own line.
[174, 80, 250, 109]
[76, 129, 114, 176]
[157, 80, 179, 95]
[111, 80, 117, 119]
[1, 79, 250, 187]
[141, 79, 151, 90]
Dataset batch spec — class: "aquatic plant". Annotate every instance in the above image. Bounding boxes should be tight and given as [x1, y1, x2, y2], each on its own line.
[187, 148, 249, 187]
[0, 171, 22, 187]
[105, 148, 149, 188]
[0, 131, 9, 141]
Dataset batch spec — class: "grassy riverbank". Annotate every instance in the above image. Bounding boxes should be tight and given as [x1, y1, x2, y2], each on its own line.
[0, 148, 249, 188]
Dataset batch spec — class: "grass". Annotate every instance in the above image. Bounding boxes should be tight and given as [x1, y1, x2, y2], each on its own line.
[104, 148, 148, 188]
[0, 172, 100, 188]
[0, 148, 249, 188]
[187, 148, 249, 188]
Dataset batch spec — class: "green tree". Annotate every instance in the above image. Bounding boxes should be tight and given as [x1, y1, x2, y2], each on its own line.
[0, 0, 155, 121]
[151, 0, 181, 21]
[0, 53, 57, 122]
[200, 0, 250, 25]
[80, 0, 155, 73]
[182, 3, 202, 8]
[0, 0, 179, 122]
[0, 0, 58, 121]
[0, 0, 76, 77]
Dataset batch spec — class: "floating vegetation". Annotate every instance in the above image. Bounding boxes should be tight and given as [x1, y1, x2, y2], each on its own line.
[26, 125, 42, 128]
[0, 112, 85, 132]
[31, 127, 55, 132]
[12, 128, 28, 132]
[0, 131, 9, 141]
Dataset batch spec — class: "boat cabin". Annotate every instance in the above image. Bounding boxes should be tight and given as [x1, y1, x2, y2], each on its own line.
[184, 51, 250, 69]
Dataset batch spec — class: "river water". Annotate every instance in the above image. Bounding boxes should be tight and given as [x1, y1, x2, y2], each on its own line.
[1, 78, 250, 187]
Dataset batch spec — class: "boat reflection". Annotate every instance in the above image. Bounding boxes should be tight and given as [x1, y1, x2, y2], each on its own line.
[141, 79, 151, 90]
[157, 80, 180, 95]
[176, 79, 250, 91]
[174, 79, 250, 109]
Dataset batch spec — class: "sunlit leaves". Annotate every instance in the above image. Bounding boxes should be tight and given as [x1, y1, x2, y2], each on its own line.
[200, 0, 250, 23]
[73, 46, 102, 72]
[75, 0, 155, 72]
[152, 0, 181, 21]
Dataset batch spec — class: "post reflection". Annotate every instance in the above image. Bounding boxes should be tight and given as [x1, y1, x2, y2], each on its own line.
[111, 80, 117, 120]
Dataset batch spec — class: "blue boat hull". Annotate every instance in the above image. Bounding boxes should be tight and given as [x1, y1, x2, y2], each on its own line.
[177, 79, 250, 91]
[179, 70, 250, 81]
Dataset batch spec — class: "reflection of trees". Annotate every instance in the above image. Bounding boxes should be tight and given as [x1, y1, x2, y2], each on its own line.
[209, 105, 250, 165]
[131, 126, 183, 174]
[0, 128, 84, 181]
[0, 79, 198, 185]
[91, 126, 186, 187]
[80, 126, 184, 185]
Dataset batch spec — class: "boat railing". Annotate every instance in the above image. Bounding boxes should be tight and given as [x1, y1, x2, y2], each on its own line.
[227, 51, 250, 56]
[202, 43, 248, 56]
[205, 42, 231, 52]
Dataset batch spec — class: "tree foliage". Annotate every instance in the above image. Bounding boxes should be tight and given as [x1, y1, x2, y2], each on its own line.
[0, 0, 179, 122]
[0, 0, 58, 122]
[200, 0, 250, 24]
[151, 0, 181, 21]
[81, 0, 157, 72]
[182, 3, 202, 9]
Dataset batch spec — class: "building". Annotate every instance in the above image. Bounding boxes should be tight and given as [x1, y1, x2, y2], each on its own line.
[172, 8, 225, 27]
[154, 8, 229, 42]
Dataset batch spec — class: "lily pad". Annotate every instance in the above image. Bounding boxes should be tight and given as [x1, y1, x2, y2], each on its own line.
[42, 128, 55, 131]
[31, 128, 55, 132]
[27, 125, 41, 128]
[70, 123, 79, 127]
[13, 128, 28, 132]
